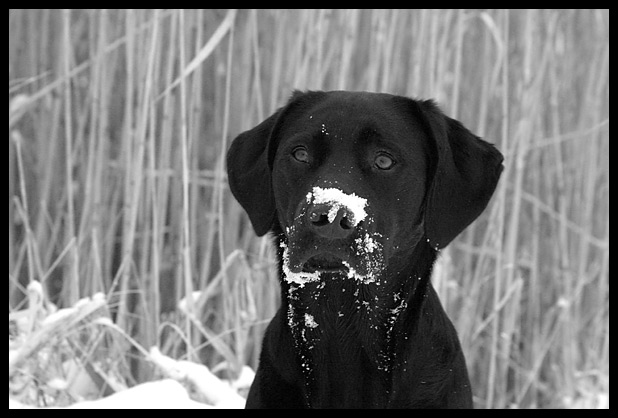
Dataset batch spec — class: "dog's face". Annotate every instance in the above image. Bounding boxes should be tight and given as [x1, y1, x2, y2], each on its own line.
[228, 91, 503, 286]
[270, 92, 429, 285]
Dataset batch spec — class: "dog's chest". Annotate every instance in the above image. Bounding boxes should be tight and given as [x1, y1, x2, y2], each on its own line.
[286, 277, 406, 407]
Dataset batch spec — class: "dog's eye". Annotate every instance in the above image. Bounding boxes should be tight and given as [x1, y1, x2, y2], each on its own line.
[292, 147, 310, 163]
[374, 154, 395, 170]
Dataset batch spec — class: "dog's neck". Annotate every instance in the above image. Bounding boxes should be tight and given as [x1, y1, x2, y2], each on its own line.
[277, 236, 437, 408]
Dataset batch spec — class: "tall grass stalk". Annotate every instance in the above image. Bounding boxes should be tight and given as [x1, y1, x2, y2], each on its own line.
[9, 9, 609, 408]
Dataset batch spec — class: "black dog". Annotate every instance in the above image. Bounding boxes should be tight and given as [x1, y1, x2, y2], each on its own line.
[227, 91, 503, 408]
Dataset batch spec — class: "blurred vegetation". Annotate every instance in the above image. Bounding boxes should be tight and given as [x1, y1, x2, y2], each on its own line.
[9, 9, 608, 408]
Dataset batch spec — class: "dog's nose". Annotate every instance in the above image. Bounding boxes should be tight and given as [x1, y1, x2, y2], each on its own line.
[308, 204, 355, 239]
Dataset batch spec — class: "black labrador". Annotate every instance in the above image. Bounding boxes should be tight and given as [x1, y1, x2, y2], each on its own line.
[227, 90, 503, 408]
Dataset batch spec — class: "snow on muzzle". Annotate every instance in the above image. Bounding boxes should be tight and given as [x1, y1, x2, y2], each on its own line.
[281, 187, 385, 287]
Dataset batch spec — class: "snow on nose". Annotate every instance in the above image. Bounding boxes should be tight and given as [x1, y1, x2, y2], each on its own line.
[305, 187, 368, 227]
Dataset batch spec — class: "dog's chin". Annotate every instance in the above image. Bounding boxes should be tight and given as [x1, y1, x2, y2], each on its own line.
[283, 236, 385, 282]
[302, 253, 349, 274]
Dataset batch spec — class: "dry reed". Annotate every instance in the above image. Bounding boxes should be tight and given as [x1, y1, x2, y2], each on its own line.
[9, 9, 609, 408]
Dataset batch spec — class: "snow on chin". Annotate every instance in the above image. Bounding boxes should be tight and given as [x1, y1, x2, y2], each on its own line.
[281, 187, 384, 287]
[304, 313, 319, 329]
[281, 243, 321, 287]
[342, 261, 376, 284]
[345, 232, 384, 284]
[281, 232, 384, 287]
[306, 187, 368, 227]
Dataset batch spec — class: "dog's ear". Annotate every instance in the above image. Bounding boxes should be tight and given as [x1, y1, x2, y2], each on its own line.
[227, 91, 321, 236]
[226, 110, 281, 236]
[415, 100, 504, 250]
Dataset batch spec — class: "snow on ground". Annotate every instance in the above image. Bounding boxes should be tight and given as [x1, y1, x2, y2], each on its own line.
[9, 281, 251, 409]
[10, 380, 212, 409]
[10, 364, 249, 409]
[148, 347, 247, 408]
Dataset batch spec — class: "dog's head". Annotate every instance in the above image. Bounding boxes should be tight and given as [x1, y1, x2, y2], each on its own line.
[227, 91, 503, 285]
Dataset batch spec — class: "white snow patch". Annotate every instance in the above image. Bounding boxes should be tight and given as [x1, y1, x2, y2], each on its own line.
[345, 232, 384, 284]
[70, 380, 210, 409]
[304, 313, 319, 329]
[355, 232, 381, 254]
[230, 366, 256, 392]
[342, 261, 376, 284]
[148, 347, 246, 408]
[40, 307, 75, 328]
[281, 242, 321, 287]
[40, 294, 106, 328]
[306, 187, 368, 227]
[9, 398, 31, 409]
[9, 380, 214, 409]
[178, 291, 203, 314]
[27, 280, 44, 302]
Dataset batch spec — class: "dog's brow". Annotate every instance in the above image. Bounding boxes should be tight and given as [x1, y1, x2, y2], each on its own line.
[355, 123, 380, 139]
[355, 125, 405, 153]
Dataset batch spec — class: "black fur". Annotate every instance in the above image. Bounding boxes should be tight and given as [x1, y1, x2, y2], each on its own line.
[227, 91, 503, 408]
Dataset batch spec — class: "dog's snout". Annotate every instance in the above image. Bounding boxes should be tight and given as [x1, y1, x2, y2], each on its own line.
[308, 204, 355, 239]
